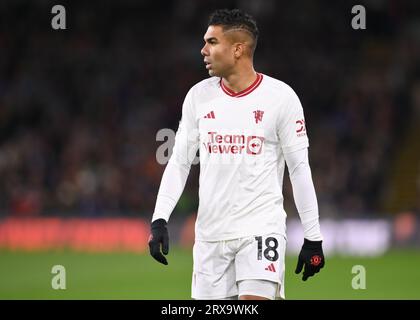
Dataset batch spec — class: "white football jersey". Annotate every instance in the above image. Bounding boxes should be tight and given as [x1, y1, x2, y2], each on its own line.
[163, 73, 309, 241]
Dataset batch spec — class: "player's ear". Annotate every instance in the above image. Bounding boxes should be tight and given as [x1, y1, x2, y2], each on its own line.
[233, 43, 244, 59]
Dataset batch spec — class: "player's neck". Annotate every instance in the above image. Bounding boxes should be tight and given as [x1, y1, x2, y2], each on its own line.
[222, 68, 258, 94]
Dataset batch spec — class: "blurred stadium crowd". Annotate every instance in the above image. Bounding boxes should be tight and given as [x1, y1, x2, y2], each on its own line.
[0, 0, 419, 219]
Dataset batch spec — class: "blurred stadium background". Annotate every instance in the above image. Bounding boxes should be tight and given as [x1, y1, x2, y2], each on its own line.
[0, 0, 420, 299]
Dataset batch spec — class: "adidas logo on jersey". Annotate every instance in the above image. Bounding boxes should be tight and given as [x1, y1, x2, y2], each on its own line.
[204, 111, 215, 119]
[265, 263, 276, 272]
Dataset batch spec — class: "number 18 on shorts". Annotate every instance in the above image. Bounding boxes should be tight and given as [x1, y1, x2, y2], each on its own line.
[192, 233, 286, 299]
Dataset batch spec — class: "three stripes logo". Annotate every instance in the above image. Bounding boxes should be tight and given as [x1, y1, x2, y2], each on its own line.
[265, 263, 276, 272]
[204, 111, 215, 119]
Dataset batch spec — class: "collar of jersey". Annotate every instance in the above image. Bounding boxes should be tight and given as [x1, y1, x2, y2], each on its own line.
[220, 73, 263, 98]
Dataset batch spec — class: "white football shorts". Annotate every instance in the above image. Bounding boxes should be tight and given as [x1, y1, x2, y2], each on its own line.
[191, 233, 286, 300]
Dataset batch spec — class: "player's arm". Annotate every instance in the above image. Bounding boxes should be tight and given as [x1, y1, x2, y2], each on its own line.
[277, 87, 325, 280]
[284, 147, 322, 241]
[284, 147, 325, 280]
[149, 88, 199, 265]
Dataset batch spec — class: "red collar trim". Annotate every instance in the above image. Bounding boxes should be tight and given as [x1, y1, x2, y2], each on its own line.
[220, 73, 263, 98]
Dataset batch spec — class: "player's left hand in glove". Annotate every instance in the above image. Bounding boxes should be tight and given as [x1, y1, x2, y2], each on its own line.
[295, 239, 325, 281]
[148, 219, 169, 265]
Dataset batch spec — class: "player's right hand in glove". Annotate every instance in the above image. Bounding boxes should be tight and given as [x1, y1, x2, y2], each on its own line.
[148, 218, 169, 265]
[295, 239, 325, 281]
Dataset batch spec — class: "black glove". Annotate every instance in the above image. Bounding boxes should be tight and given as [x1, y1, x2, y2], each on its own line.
[148, 219, 169, 265]
[295, 239, 325, 281]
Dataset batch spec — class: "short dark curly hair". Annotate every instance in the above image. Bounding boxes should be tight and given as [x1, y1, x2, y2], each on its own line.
[208, 9, 259, 53]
